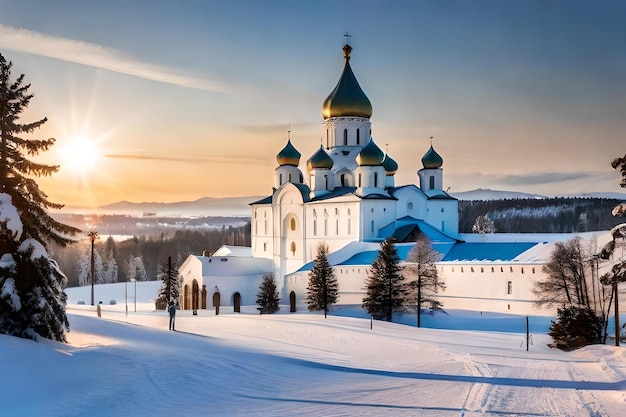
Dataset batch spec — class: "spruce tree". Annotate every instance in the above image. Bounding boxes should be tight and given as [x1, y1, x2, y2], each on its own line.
[156, 256, 181, 309]
[0, 53, 80, 341]
[305, 243, 338, 317]
[362, 238, 407, 322]
[256, 272, 280, 314]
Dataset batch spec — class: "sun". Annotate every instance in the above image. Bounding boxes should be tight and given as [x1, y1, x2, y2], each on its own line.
[58, 136, 102, 175]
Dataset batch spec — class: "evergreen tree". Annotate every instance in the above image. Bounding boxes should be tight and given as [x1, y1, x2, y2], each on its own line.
[76, 245, 104, 286]
[102, 255, 118, 284]
[156, 256, 181, 308]
[472, 214, 496, 235]
[256, 272, 280, 314]
[305, 243, 338, 318]
[362, 238, 407, 322]
[127, 255, 147, 281]
[0, 54, 80, 341]
[549, 305, 602, 351]
[405, 237, 445, 327]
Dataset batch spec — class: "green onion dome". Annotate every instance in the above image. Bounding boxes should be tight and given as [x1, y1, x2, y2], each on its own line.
[276, 139, 301, 166]
[382, 154, 398, 176]
[421, 145, 443, 169]
[356, 139, 385, 166]
[306, 145, 334, 171]
[322, 44, 372, 120]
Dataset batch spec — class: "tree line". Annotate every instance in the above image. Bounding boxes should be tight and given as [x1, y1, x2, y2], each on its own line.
[459, 197, 624, 234]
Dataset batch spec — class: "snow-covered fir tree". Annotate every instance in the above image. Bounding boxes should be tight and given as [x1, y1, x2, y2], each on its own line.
[76, 246, 104, 286]
[127, 255, 148, 281]
[256, 272, 280, 314]
[305, 243, 338, 318]
[156, 256, 181, 308]
[102, 255, 119, 284]
[0, 54, 80, 341]
[362, 238, 408, 322]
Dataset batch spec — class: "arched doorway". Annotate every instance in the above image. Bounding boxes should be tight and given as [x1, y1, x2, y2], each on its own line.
[183, 285, 190, 310]
[212, 292, 221, 315]
[201, 285, 207, 309]
[233, 292, 241, 313]
[290, 291, 296, 313]
[192, 280, 200, 310]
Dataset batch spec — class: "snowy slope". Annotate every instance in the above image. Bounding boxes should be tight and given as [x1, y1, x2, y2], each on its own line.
[1, 284, 625, 416]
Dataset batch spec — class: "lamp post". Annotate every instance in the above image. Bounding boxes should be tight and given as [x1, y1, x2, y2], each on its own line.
[125, 279, 128, 316]
[131, 278, 137, 312]
[87, 231, 99, 306]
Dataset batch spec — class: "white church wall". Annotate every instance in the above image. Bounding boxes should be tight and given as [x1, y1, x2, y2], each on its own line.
[393, 186, 428, 220]
[360, 200, 397, 240]
[426, 199, 459, 235]
[251, 205, 274, 260]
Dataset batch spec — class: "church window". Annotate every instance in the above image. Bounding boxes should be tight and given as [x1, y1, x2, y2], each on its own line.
[491, 267, 494, 273]
[290, 218, 296, 231]
[340, 173, 346, 186]
[507, 281, 512, 295]
[356, 128, 360, 144]
[263, 242, 267, 252]
[347, 218, 351, 235]
[343, 129, 348, 145]
[279, 173, 283, 184]
[336, 219, 339, 235]
[510, 266, 513, 273]
[374, 172, 378, 187]
[471, 267, 474, 273]
[501, 267, 504, 273]
[451, 267, 455, 272]
[324, 218, 328, 236]
[441, 220, 445, 231]
[358, 173, 362, 187]
[461, 267, 464, 273]
[325, 175, 329, 189]
[371, 208, 374, 213]
[299, 173, 303, 183]
[313, 220, 317, 236]
[532, 267, 536, 274]
[480, 267, 484, 273]
[521, 267, 524, 274]
[407, 202, 414, 211]
[429, 176, 435, 190]
[264, 220, 268, 234]
[326, 129, 329, 145]
[370, 220, 375, 233]
[288, 173, 292, 182]
[290, 241, 296, 256]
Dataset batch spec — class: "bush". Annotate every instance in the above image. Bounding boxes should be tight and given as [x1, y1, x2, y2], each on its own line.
[549, 306, 602, 351]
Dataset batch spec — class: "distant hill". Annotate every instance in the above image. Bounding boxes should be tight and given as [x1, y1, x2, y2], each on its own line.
[450, 188, 547, 200]
[96, 196, 264, 217]
[451, 188, 626, 201]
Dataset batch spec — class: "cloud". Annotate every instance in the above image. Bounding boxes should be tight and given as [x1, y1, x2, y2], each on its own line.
[0, 24, 230, 93]
[105, 153, 266, 165]
[464, 171, 607, 187]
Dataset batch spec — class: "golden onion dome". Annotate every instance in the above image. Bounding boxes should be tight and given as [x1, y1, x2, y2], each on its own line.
[306, 145, 334, 171]
[421, 145, 443, 169]
[356, 139, 385, 166]
[322, 44, 372, 120]
[382, 154, 398, 176]
[276, 139, 301, 166]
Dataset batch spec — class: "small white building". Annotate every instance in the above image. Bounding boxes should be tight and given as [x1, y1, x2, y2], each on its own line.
[179, 40, 617, 316]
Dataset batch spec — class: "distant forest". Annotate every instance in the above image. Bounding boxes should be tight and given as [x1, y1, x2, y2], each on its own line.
[458, 197, 624, 233]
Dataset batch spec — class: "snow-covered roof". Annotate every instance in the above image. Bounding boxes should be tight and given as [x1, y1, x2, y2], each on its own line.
[212, 245, 252, 257]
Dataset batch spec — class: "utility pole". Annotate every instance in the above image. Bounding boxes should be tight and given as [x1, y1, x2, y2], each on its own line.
[88, 231, 99, 306]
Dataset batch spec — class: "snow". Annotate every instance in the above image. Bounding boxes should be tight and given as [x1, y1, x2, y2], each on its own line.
[18, 237, 49, 260]
[1, 282, 625, 416]
[0, 192, 23, 240]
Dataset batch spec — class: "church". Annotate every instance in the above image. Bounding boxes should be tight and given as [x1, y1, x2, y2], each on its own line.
[179, 41, 610, 315]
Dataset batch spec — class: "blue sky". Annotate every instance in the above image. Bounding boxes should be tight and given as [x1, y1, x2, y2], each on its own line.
[1, 0, 624, 207]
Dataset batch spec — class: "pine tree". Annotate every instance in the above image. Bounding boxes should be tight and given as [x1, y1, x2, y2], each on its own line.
[256, 272, 280, 314]
[127, 255, 147, 281]
[0, 53, 80, 341]
[102, 256, 118, 284]
[362, 238, 407, 322]
[305, 243, 338, 318]
[156, 256, 181, 308]
[405, 237, 445, 327]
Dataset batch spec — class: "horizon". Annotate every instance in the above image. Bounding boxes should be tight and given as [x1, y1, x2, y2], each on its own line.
[1, 1, 625, 207]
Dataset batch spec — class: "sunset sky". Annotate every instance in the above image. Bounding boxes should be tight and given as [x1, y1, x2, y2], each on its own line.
[1, 0, 625, 208]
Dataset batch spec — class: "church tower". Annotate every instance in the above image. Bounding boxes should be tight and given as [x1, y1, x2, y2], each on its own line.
[275, 134, 303, 188]
[418, 140, 444, 191]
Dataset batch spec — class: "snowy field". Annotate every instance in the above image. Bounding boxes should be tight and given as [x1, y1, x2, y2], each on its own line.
[1, 283, 625, 416]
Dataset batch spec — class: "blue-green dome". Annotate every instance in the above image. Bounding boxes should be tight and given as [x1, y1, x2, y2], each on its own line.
[421, 145, 443, 169]
[382, 154, 398, 175]
[306, 145, 334, 171]
[356, 139, 385, 166]
[322, 44, 372, 120]
[276, 139, 301, 166]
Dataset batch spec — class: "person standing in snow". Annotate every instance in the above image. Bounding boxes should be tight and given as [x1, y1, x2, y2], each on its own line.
[168, 301, 176, 331]
[97, 301, 102, 318]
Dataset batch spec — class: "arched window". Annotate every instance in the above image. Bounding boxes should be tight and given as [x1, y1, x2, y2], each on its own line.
[429, 176, 435, 190]
[279, 173, 283, 184]
[288, 173, 292, 182]
[374, 172, 378, 187]
[370, 220, 375, 233]
[290, 241, 296, 256]
[358, 173, 362, 187]
[290, 218, 296, 231]
[356, 128, 360, 144]
[407, 202, 414, 211]
[324, 175, 329, 189]
[343, 129, 348, 145]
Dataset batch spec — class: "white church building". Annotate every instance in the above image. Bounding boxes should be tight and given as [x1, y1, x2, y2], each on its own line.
[179, 41, 612, 316]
